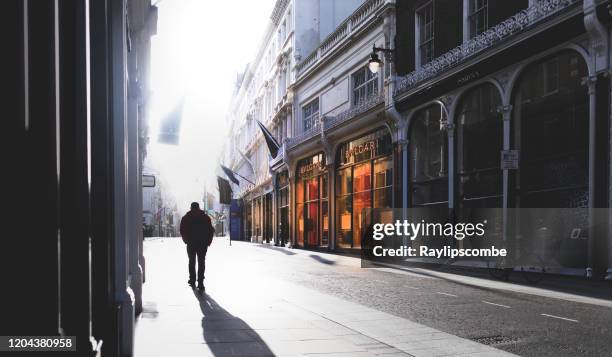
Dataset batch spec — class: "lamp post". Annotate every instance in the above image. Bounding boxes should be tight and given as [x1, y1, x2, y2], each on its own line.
[367, 44, 394, 74]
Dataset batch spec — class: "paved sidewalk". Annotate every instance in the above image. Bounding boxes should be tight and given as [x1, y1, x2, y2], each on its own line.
[134, 238, 516, 357]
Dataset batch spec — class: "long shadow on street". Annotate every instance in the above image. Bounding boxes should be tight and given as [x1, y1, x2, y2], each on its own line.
[193, 290, 275, 357]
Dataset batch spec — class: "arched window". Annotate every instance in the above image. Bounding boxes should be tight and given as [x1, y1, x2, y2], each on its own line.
[457, 83, 503, 208]
[512, 51, 588, 208]
[511, 51, 589, 269]
[408, 104, 448, 208]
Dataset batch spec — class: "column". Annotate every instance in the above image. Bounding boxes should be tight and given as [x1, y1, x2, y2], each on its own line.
[272, 174, 278, 245]
[288, 172, 295, 247]
[127, 36, 143, 316]
[462, 0, 470, 43]
[398, 138, 409, 247]
[608, 73, 612, 280]
[327, 161, 335, 251]
[498, 105, 513, 245]
[251, 199, 255, 242]
[287, 108, 293, 138]
[110, 0, 134, 355]
[446, 122, 456, 213]
[586, 76, 597, 277]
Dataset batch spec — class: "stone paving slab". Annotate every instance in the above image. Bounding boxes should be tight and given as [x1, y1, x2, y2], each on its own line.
[134, 239, 517, 357]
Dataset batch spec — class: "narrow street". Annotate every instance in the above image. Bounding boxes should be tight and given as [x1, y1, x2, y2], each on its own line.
[135, 238, 612, 357]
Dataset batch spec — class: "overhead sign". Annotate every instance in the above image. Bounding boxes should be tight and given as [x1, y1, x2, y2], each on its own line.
[142, 175, 156, 187]
[501, 150, 519, 170]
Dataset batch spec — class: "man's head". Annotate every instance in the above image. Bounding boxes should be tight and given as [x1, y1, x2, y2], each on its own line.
[190, 202, 200, 211]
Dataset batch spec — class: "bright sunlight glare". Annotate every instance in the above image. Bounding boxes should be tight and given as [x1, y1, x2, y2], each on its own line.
[148, 0, 275, 212]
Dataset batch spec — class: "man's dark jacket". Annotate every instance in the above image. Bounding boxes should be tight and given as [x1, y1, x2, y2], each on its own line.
[180, 209, 214, 246]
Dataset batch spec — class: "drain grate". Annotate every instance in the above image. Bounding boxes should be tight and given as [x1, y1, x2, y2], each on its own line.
[472, 335, 519, 346]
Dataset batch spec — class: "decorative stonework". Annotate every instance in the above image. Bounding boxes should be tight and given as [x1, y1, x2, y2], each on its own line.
[439, 95, 455, 109]
[395, 0, 581, 95]
[494, 70, 513, 92]
[270, 0, 289, 26]
[497, 104, 513, 120]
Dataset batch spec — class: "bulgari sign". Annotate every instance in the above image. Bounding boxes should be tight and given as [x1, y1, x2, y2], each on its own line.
[344, 141, 377, 161]
[339, 127, 392, 166]
[299, 161, 323, 176]
[297, 153, 326, 179]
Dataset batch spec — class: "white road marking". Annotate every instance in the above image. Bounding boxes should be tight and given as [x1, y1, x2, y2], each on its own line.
[482, 300, 511, 309]
[540, 313, 579, 323]
[372, 267, 437, 279]
[436, 292, 458, 297]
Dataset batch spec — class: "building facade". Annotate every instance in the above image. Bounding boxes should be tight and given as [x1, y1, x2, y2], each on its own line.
[225, 0, 365, 244]
[5, 0, 158, 355]
[223, 0, 612, 280]
[392, 0, 612, 279]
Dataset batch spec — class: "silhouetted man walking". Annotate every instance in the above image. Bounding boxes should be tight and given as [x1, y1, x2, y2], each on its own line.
[180, 202, 214, 290]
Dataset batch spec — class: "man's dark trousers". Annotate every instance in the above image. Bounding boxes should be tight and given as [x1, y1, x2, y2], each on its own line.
[187, 242, 207, 285]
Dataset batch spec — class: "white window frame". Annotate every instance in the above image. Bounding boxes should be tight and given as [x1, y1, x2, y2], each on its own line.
[351, 67, 379, 106]
[302, 98, 320, 132]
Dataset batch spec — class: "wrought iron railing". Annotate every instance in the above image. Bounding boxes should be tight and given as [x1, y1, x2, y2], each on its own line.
[324, 91, 384, 131]
[285, 92, 384, 150]
[395, 0, 581, 95]
[285, 123, 322, 150]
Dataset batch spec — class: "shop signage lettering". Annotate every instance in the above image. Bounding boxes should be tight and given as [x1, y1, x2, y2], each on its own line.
[457, 71, 480, 86]
[345, 141, 377, 161]
[299, 161, 323, 177]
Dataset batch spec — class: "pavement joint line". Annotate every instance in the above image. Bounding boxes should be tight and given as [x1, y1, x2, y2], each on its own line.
[481, 301, 511, 309]
[436, 292, 458, 297]
[278, 298, 416, 357]
[540, 313, 579, 323]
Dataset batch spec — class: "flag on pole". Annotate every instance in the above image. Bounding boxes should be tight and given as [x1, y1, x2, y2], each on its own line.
[220, 165, 240, 185]
[256, 120, 281, 158]
[217, 176, 232, 204]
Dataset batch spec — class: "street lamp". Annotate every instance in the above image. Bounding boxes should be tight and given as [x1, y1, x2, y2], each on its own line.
[368, 52, 382, 74]
[367, 44, 394, 74]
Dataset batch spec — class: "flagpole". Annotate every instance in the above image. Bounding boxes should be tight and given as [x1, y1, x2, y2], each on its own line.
[232, 171, 255, 185]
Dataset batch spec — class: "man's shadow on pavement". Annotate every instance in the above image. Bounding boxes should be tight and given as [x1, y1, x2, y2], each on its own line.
[192, 289, 275, 357]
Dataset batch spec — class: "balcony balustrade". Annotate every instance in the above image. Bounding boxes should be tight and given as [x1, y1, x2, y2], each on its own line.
[295, 0, 386, 77]
[285, 91, 384, 150]
[395, 0, 581, 95]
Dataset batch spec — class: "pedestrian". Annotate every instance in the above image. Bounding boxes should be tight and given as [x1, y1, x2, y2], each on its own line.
[180, 202, 214, 291]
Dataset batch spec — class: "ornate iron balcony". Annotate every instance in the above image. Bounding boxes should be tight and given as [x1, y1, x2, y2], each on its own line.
[395, 0, 581, 95]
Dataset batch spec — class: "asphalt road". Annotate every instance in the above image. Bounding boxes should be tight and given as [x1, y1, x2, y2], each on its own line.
[151, 237, 612, 357]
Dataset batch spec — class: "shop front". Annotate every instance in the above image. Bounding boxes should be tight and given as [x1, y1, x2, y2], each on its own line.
[397, 46, 606, 275]
[276, 171, 290, 246]
[295, 153, 329, 249]
[335, 127, 394, 250]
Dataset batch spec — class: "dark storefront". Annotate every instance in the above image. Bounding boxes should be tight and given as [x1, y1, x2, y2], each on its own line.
[276, 171, 290, 245]
[335, 127, 394, 249]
